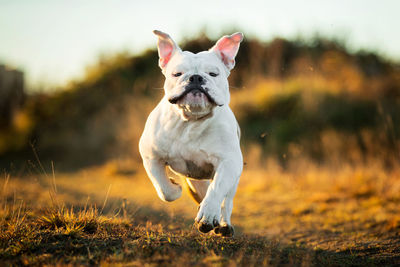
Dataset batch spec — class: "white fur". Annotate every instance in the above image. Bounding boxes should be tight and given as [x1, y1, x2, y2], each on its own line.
[139, 30, 243, 230]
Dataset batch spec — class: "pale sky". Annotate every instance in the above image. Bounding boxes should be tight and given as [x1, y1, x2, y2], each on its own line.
[1, 0, 399, 90]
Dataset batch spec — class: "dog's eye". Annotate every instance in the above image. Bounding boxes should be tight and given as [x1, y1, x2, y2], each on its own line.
[173, 72, 182, 77]
[209, 72, 218, 77]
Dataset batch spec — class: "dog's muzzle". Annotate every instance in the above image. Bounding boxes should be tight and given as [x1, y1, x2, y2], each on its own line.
[168, 86, 217, 105]
[168, 75, 222, 106]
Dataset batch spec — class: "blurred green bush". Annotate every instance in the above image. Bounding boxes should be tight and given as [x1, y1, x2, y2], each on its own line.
[1, 34, 399, 170]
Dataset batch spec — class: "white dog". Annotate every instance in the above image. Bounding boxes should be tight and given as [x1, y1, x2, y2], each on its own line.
[139, 30, 243, 237]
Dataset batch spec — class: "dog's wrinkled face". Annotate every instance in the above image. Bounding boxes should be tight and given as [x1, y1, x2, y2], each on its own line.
[154, 30, 243, 120]
[164, 51, 228, 120]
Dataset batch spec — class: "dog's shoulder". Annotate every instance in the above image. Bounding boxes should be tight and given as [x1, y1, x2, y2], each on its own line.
[212, 106, 241, 137]
[139, 100, 165, 155]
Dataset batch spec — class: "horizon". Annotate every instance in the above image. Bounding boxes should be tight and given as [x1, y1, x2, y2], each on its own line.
[1, 0, 400, 90]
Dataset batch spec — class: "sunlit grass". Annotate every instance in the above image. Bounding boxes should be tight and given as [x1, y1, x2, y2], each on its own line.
[1, 155, 399, 265]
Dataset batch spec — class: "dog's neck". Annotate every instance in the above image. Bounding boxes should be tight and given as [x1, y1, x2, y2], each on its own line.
[179, 108, 214, 121]
[163, 97, 216, 121]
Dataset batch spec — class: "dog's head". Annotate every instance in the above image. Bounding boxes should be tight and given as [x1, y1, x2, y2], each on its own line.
[153, 30, 243, 120]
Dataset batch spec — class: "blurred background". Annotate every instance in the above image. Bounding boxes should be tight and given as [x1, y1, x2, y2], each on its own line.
[0, 0, 399, 171]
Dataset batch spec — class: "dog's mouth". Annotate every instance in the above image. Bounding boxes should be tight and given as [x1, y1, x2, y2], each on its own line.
[168, 86, 220, 106]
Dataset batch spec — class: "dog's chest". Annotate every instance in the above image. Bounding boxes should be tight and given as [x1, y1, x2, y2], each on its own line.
[168, 159, 214, 179]
[156, 124, 215, 179]
[152, 107, 221, 179]
[165, 141, 215, 180]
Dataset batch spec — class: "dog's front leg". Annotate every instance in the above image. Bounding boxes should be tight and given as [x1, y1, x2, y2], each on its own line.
[142, 158, 182, 202]
[195, 160, 241, 234]
[213, 185, 238, 237]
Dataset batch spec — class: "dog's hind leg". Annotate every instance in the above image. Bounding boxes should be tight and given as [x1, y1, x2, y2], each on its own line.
[184, 179, 210, 205]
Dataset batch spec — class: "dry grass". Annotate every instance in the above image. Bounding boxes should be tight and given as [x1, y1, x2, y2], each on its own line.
[1, 157, 400, 266]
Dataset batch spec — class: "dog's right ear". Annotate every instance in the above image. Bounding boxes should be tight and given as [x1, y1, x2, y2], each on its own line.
[153, 30, 181, 70]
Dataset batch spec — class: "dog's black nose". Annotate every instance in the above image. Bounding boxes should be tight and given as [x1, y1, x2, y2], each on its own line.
[189, 74, 204, 84]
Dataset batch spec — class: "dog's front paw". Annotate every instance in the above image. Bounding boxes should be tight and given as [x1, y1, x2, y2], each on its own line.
[195, 202, 220, 233]
[214, 224, 234, 237]
[158, 182, 182, 202]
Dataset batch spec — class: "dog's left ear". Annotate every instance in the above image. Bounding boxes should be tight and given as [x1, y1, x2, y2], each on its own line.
[210, 32, 244, 71]
[153, 30, 181, 70]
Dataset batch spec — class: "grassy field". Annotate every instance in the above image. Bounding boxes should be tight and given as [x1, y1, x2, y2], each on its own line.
[1, 157, 400, 266]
